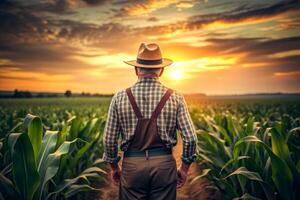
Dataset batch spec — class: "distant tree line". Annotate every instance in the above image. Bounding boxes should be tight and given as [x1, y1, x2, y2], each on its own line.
[13, 89, 33, 98]
[64, 90, 113, 98]
[0, 89, 113, 98]
[80, 91, 113, 97]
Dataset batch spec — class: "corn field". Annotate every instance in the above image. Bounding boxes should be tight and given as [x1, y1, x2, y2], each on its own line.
[0, 96, 300, 199]
[189, 98, 300, 200]
[0, 98, 109, 200]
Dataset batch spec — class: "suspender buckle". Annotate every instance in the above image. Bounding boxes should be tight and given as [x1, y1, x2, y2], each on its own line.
[145, 150, 149, 160]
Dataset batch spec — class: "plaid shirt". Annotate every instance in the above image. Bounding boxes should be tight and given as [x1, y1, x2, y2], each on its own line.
[103, 77, 197, 164]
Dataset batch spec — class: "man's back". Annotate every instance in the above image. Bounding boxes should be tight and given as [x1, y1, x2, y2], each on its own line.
[115, 77, 181, 150]
[103, 43, 197, 200]
[104, 77, 196, 164]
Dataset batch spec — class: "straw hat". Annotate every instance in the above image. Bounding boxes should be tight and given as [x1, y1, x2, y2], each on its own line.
[124, 43, 173, 68]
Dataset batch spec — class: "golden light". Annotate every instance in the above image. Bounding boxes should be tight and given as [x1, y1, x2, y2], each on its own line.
[71, 52, 135, 68]
[170, 69, 183, 80]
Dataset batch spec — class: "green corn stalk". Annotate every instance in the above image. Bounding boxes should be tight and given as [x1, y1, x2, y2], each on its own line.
[194, 111, 300, 200]
[1, 114, 106, 200]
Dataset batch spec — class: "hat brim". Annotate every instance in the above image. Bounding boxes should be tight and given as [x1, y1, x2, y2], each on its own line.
[124, 58, 173, 68]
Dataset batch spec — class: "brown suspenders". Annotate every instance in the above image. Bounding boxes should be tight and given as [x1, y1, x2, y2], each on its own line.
[125, 88, 143, 119]
[150, 89, 173, 120]
[125, 88, 173, 120]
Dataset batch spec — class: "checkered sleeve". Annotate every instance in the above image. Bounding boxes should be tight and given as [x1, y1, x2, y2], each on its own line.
[102, 93, 121, 164]
[176, 93, 197, 165]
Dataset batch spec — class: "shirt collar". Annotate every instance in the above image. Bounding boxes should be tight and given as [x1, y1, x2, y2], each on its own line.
[136, 77, 160, 84]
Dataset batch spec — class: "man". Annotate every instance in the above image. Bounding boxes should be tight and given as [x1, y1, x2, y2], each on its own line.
[103, 43, 197, 200]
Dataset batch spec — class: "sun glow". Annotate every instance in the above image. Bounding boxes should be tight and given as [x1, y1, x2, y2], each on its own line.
[169, 69, 183, 80]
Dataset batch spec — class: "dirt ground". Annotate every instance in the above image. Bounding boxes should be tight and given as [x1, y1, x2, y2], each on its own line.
[97, 138, 220, 200]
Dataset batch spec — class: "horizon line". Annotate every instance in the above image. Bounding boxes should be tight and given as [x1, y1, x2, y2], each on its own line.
[1, 89, 300, 97]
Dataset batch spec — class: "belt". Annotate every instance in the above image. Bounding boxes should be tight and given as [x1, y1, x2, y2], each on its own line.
[124, 147, 172, 158]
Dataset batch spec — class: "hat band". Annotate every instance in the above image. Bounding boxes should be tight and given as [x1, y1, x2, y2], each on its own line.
[137, 58, 162, 65]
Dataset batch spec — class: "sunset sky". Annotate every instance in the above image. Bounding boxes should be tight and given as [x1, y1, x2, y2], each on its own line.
[0, 0, 300, 94]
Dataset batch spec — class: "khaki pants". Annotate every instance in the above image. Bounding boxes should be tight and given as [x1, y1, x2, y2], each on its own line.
[119, 154, 177, 200]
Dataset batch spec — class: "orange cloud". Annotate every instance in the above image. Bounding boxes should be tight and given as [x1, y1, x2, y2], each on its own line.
[274, 71, 300, 77]
[122, 0, 179, 16]
[241, 63, 270, 68]
[0, 67, 74, 82]
[176, 1, 195, 9]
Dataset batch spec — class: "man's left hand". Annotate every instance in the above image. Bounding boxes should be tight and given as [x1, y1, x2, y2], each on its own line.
[110, 163, 121, 186]
[111, 168, 121, 186]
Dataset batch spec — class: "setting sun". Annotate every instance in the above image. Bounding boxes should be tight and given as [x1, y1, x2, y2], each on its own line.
[169, 69, 183, 80]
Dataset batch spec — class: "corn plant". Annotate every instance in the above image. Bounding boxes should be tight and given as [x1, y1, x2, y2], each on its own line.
[192, 108, 300, 200]
[0, 114, 106, 200]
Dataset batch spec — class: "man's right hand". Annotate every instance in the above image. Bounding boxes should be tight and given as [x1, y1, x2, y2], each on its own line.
[177, 163, 190, 188]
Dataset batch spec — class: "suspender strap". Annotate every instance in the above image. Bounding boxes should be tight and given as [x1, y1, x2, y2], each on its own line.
[126, 88, 143, 119]
[151, 89, 173, 120]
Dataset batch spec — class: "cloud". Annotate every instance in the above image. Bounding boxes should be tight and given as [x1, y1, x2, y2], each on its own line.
[274, 70, 300, 77]
[277, 17, 300, 30]
[82, 0, 109, 6]
[0, 4, 136, 51]
[113, 0, 179, 16]
[23, 0, 111, 14]
[176, 1, 195, 9]
[11, 0, 79, 15]
[0, 67, 75, 82]
[163, 36, 300, 78]
[147, 16, 159, 22]
[183, 0, 300, 30]
[0, 7, 55, 43]
[1, 0, 299, 50]
[0, 42, 83, 70]
[205, 36, 300, 58]
[109, 0, 300, 42]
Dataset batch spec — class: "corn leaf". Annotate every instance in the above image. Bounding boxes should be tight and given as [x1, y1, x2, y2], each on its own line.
[64, 184, 100, 199]
[37, 131, 58, 172]
[24, 114, 43, 161]
[233, 193, 262, 200]
[12, 133, 40, 200]
[234, 135, 293, 200]
[37, 138, 81, 200]
[224, 167, 263, 182]
[191, 169, 211, 184]
[0, 173, 20, 199]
